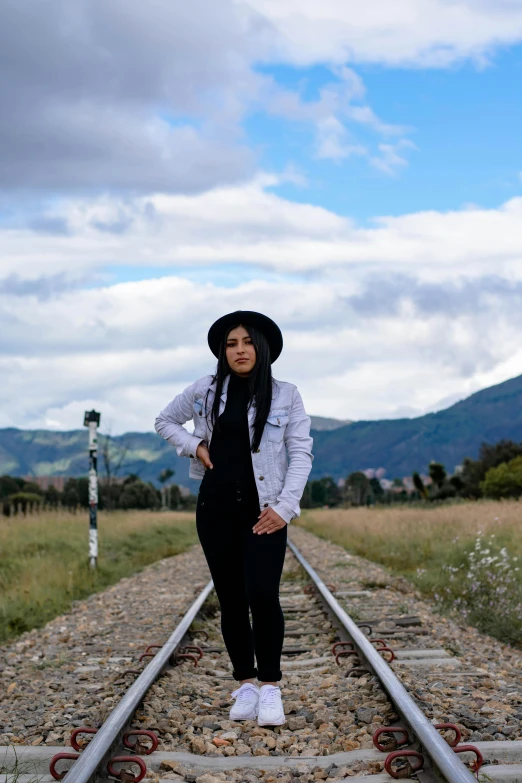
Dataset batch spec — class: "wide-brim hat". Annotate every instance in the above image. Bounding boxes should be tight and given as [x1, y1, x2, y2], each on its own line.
[208, 310, 283, 363]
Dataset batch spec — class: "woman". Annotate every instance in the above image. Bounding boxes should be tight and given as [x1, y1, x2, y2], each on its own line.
[155, 310, 313, 726]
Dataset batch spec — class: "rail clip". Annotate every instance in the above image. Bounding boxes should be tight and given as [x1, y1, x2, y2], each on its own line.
[173, 652, 199, 666]
[123, 729, 159, 755]
[332, 641, 354, 655]
[373, 726, 410, 752]
[335, 649, 358, 665]
[345, 667, 370, 678]
[376, 644, 395, 662]
[453, 744, 483, 774]
[434, 722, 462, 747]
[107, 755, 147, 782]
[49, 751, 80, 780]
[179, 644, 204, 659]
[385, 749, 424, 779]
[70, 726, 98, 751]
[144, 644, 163, 654]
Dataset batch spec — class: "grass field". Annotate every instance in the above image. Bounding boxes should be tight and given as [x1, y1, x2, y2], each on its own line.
[297, 500, 522, 646]
[0, 510, 198, 644]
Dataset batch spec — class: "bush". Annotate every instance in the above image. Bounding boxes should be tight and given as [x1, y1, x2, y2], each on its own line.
[436, 531, 522, 645]
[119, 479, 160, 510]
[461, 440, 522, 497]
[8, 492, 43, 513]
[0, 475, 24, 499]
[481, 456, 522, 500]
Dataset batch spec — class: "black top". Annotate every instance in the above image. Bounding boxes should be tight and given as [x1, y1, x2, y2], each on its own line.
[206, 372, 256, 484]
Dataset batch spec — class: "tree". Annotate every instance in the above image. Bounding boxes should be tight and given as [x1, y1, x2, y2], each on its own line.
[345, 472, 371, 506]
[369, 477, 384, 503]
[44, 485, 61, 508]
[159, 468, 175, 510]
[301, 477, 342, 508]
[460, 440, 522, 498]
[449, 474, 465, 493]
[167, 483, 182, 510]
[480, 456, 522, 500]
[0, 475, 24, 499]
[22, 481, 43, 495]
[412, 472, 428, 500]
[428, 462, 447, 489]
[62, 479, 80, 510]
[100, 431, 129, 511]
[119, 478, 160, 510]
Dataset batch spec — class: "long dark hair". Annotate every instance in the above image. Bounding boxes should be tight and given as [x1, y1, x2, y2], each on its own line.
[204, 323, 273, 452]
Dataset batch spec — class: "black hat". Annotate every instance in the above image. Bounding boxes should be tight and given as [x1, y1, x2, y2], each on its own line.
[208, 310, 283, 363]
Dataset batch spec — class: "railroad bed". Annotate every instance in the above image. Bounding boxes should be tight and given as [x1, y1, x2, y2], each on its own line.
[1, 527, 522, 783]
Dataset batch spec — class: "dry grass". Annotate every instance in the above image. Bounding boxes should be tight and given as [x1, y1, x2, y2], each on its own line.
[297, 500, 522, 645]
[0, 510, 198, 643]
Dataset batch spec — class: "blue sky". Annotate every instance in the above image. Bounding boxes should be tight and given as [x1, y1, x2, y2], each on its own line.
[250, 49, 522, 219]
[1, 0, 522, 437]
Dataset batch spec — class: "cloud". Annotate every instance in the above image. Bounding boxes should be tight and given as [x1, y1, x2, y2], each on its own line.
[347, 274, 522, 319]
[264, 66, 409, 164]
[315, 117, 367, 161]
[2, 178, 521, 432]
[0, 273, 92, 300]
[247, 0, 522, 67]
[2, 0, 519, 196]
[370, 140, 417, 175]
[1, 266, 522, 431]
[2, 179, 522, 282]
[0, 0, 263, 194]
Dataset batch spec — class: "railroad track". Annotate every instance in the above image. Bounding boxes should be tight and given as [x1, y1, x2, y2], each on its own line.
[2, 532, 522, 783]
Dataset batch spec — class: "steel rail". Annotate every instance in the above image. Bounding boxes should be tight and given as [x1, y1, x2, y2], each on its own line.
[63, 579, 214, 783]
[287, 538, 477, 783]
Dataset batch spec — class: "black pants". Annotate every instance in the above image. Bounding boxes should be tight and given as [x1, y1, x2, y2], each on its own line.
[196, 474, 287, 682]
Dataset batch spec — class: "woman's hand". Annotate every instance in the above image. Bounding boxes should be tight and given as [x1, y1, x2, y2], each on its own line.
[253, 507, 286, 535]
[196, 443, 213, 469]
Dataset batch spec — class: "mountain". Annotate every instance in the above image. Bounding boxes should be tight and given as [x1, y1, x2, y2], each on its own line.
[309, 415, 352, 431]
[1, 372, 521, 485]
[309, 372, 522, 479]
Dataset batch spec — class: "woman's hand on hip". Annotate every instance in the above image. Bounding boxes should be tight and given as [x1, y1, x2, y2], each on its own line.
[253, 507, 286, 534]
[196, 443, 213, 469]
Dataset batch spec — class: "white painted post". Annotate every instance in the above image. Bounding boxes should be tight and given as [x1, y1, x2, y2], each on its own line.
[83, 410, 101, 569]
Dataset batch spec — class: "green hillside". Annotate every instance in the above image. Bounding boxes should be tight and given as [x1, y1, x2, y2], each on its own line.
[1, 373, 521, 483]
[310, 372, 522, 479]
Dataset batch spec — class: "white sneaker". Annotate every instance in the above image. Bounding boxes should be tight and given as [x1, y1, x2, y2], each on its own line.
[230, 682, 259, 721]
[257, 685, 286, 726]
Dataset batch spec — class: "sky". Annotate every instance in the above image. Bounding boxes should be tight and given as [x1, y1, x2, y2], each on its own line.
[1, 0, 522, 434]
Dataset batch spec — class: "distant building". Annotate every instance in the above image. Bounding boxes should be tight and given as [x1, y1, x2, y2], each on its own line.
[23, 475, 68, 491]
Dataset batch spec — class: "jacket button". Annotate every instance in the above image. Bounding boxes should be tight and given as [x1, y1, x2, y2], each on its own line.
[189, 454, 194, 458]
[259, 476, 264, 480]
[255, 448, 260, 453]
[264, 503, 268, 507]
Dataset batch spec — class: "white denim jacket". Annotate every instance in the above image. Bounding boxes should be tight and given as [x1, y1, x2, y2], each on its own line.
[154, 374, 314, 524]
